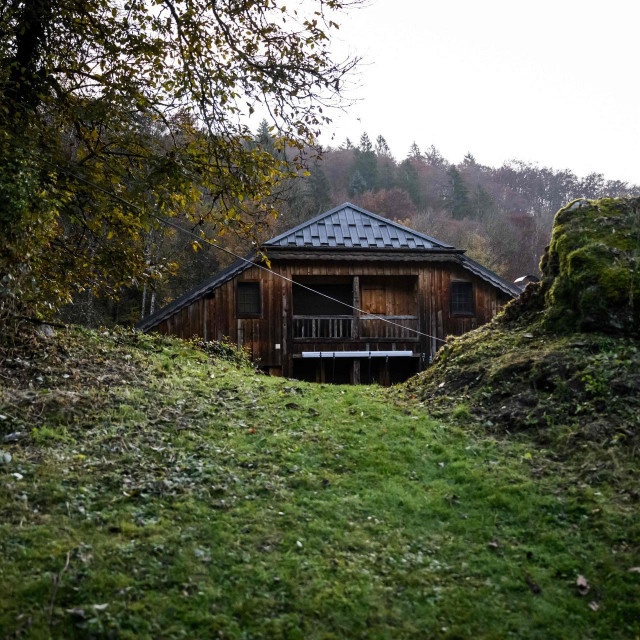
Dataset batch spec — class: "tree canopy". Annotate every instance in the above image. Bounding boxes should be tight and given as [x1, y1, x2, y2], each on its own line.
[0, 0, 358, 318]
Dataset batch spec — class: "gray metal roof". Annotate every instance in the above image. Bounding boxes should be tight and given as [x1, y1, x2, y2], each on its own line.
[460, 255, 522, 298]
[136, 203, 521, 332]
[136, 255, 254, 332]
[265, 203, 453, 250]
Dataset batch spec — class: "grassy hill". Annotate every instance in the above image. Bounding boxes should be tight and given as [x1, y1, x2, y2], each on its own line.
[1, 326, 638, 639]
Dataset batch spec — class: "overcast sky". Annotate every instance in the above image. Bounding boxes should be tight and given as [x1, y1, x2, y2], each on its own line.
[321, 0, 639, 184]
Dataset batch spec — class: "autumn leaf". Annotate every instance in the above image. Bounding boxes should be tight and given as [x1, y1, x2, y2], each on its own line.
[576, 575, 590, 596]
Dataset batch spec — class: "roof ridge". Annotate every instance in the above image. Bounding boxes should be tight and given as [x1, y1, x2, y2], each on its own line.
[263, 202, 453, 249]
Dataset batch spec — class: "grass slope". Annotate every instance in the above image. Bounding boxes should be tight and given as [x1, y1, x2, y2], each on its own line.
[0, 328, 638, 639]
[406, 322, 640, 456]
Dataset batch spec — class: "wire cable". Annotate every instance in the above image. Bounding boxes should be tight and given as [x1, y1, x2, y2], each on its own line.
[51, 163, 447, 343]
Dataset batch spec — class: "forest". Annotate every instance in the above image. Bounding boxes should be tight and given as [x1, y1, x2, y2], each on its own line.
[117, 126, 638, 329]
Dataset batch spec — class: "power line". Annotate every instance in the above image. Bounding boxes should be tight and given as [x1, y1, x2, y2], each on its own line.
[51, 162, 447, 343]
[152, 216, 446, 343]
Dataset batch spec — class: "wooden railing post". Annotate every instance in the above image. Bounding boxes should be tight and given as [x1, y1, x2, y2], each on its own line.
[291, 314, 418, 341]
[352, 276, 360, 339]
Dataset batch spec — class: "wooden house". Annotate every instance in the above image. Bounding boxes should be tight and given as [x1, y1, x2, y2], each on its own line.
[137, 203, 520, 384]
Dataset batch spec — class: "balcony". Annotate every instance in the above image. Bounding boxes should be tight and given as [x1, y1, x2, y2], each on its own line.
[292, 315, 419, 341]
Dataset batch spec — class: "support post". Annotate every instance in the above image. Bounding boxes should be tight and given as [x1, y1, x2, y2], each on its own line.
[352, 359, 360, 385]
[352, 276, 360, 339]
[203, 298, 208, 342]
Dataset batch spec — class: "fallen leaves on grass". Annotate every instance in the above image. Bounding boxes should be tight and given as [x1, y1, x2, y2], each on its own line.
[576, 574, 590, 596]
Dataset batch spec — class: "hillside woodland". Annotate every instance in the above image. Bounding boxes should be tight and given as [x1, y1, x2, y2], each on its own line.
[68, 129, 639, 328]
[2, 2, 638, 636]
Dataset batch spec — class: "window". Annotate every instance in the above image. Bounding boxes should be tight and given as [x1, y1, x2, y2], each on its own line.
[236, 282, 261, 318]
[450, 281, 474, 315]
[292, 278, 352, 315]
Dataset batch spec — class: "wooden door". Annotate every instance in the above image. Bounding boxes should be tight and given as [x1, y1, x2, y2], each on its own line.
[361, 286, 385, 314]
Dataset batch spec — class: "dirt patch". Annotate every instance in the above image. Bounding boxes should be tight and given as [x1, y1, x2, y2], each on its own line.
[406, 321, 640, 448]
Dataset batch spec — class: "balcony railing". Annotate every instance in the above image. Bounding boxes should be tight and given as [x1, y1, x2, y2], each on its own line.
[360, 315, 419, 339]
[292, 315, 419, 340]
[292, 315, 353, 339]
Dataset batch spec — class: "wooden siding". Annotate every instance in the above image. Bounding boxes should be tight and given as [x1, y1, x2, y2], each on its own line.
[151, 258, 510, 375]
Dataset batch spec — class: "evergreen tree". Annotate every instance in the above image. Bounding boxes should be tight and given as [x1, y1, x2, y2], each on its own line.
[377, 157, 397, 191]
[351, 131, 377, 192]
[462, 152, 477, 166]
[397, 159, 422, 208]
[470, 184, 496, 219]
[359, 132, 373, 153]
[306, 164, 332, 214]
[375, 135, 392, 158]
[348, 169, 368, 196]
[342, 137, 354, 150]
[407, 141, 422, 160]
[447, 166, 471, 219]
[425, 144, 447, 167]
[255, 119, 275, 152]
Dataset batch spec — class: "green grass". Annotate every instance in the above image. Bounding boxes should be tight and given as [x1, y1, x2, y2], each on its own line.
[0, 328, 638, 639]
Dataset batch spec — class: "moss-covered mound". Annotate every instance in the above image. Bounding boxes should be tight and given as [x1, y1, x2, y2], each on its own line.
[406, 324, 640, 448]
[407, 197, 640, 449]
[507, 197, 640, 335]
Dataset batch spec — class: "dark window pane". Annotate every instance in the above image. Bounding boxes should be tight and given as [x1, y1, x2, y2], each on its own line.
[451, 281, 474, 315]
[293, 284, 352, 315]
[237, 282, 261, 316]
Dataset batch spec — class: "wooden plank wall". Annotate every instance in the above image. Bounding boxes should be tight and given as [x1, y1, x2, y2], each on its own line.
[152, 258, 511, 374]
[360, 276, 416, 316]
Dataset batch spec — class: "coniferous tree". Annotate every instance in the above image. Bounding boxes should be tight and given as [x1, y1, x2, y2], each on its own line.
[470, 184, 496, 220]
[447, 166, 471, 219]
[397, 159, 422, 207]
[462, 152, 477, 166]
[359, 132, 373, 153]
[407, 141, 422, 160]
[342, 137, 354, 149]
[351, 132, 377, 192]
[376, 136, 397, 191]
[306, 165, 332, 214]
[348, 169, 368, 197]
[255, 119, 275, 153]
[375, 135, 392, 158]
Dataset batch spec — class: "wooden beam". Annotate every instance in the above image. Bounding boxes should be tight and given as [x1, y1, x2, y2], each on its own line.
[352, 275, 360, 340]
[352, 359, 360, 384]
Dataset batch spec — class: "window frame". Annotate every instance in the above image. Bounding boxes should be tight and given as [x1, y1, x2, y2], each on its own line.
[236, 280, 262, 319]
[450, 280, 475, 317]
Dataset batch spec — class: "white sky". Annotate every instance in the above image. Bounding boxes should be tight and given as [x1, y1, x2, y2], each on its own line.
[320, 0, 640, 184]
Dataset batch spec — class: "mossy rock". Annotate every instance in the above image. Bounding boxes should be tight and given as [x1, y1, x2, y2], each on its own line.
[533, 197, 640, 335]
